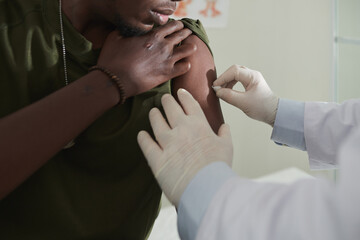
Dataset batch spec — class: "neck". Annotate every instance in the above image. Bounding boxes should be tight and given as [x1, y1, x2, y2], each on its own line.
[61, 0, 114, 49]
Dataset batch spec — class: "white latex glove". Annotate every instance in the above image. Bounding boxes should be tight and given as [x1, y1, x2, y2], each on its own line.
[137, 89, 233, 206]
[213, 65, 279, 126]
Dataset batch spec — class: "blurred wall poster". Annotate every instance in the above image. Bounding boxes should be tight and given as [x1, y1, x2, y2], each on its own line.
[172, 0, 230, 28]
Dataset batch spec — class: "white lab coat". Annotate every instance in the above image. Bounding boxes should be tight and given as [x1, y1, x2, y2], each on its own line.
[195, 99, 360, 240]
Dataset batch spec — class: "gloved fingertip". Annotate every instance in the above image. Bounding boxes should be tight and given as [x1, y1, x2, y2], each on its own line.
[212, 85, 221, 92]
[149, 107, 159, 117]
[212, 76, 224, 86]
[178, 88, 198, 104]
[177, 88, 190, 95]
[137, 131, 144, 145]
[215, 88, 225, 98]
[161, 93, 174, 106]
[161, 93, 172, 100]
[137, 130, 146, 140]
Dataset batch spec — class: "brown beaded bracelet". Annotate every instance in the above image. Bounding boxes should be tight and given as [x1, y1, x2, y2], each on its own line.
[89, 65, 126, 104]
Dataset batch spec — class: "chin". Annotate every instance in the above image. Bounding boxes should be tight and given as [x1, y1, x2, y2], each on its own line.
[114, 16, 149, 37]
[117, 25, 148, 37]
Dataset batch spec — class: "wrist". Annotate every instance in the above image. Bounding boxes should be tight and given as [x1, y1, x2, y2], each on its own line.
[173, 160, 231, 206]
[266, 95, 279, 126]
[89, 65, 127, 104]
[83, 70, 120, 105]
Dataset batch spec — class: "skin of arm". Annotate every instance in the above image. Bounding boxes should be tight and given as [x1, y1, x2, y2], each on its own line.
[0, 21, 194, 200]
[0, 72, 119, 200]
[172, 35, 224, 132]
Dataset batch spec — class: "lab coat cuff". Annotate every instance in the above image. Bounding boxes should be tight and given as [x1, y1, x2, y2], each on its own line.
[271, 99, 306, 151]
[177, 162, 236, 240]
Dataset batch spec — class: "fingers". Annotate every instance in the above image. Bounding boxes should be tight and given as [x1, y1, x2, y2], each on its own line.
[171, 61, 191, 79]
[137, 130, 163, 166]
[153, 20, 185, 39]
[149, 108, 171, 141]
[213, 65, 252, 89]
[169, 43, 197, 78]
[213, 65, 237, 86]
[172, 42, 197, 63]
[215, 88, 245, 109]
[213, 79, 237, 91]
[161, 90, 206, 129]
[177, 89, 206, 118]
[225, 80, 238, 89]
[161, 94, 185, 128]
[166, 28, 192, 46]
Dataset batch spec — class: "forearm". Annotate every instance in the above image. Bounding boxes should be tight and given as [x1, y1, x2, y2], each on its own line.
[0, 71, 119, 199]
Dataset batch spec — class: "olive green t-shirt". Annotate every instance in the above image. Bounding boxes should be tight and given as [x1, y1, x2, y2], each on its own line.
[0, 0, 210, 239]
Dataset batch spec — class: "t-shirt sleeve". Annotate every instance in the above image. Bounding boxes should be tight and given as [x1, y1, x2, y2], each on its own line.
[180, 18, 213, 56]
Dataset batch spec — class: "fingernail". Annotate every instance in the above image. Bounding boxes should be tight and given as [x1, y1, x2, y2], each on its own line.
[178, 88, 189, 94]
[161, 93, 171, 101]
[212, 86, 221, 92]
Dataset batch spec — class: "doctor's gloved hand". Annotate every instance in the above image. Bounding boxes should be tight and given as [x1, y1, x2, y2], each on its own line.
[213, 65, 279, 126]
[137, 89, 233, 207]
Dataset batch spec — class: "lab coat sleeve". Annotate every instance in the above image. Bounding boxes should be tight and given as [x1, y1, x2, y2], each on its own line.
[271, 99, 306, 150]
[304, 99, 360, 169]
[271, 98, 360, 169]
[177, 162, 237, 240]
[194, 129, 360, 240]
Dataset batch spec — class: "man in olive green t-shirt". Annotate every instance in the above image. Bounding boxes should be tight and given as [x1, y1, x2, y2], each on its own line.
[0, 0, 223, 239]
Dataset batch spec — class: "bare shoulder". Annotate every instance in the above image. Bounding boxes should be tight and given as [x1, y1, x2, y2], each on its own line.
[172, 33, 215, 100]
[172, 34, 224, 132]
[182, 33, 213, 65]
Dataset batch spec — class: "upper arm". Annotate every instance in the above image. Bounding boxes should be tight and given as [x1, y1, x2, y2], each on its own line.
[171, 34, 224, 132]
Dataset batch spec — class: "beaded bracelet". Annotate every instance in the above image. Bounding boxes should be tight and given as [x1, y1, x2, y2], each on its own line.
[89, 65, 126, 104]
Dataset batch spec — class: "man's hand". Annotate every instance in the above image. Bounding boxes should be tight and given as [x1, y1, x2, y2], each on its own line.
[213, 65, 279, 126]
[137, 89, 233, 206]
[98, 21, 197, 100]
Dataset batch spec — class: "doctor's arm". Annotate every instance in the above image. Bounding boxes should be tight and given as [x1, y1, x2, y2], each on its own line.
[194, 146, 359, 240]
[213, 65, 360, 168]
[137, 90, 360, 240]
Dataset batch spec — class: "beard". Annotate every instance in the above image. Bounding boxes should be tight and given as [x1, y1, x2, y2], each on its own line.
[114, 15, 149, 37]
